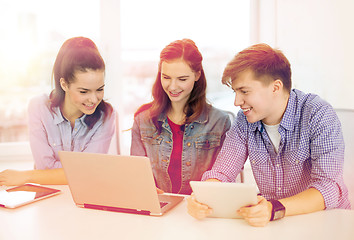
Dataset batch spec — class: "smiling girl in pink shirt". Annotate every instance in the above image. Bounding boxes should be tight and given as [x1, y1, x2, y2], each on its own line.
[0, 37, 115, 186]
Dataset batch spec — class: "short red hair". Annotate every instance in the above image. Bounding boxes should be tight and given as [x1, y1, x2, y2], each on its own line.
[222, 43, 292, 92]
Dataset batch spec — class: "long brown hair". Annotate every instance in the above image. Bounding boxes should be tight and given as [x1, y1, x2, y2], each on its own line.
[135, 39, 208, 133]
[50, 37, 112, 129]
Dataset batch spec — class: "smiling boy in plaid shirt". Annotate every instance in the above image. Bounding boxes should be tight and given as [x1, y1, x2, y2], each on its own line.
[187, 43, 351, 227]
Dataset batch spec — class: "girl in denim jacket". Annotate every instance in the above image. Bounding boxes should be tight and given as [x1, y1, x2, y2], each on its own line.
[131, 39, 231, 194]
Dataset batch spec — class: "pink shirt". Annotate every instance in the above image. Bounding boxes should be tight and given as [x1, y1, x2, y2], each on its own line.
[167, 117, 183, 193]
[28, 94, 115, 169]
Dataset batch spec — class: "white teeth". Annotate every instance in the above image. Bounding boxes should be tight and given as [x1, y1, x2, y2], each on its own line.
[170, 91, 182, 96]
[242, 108, 251, 112]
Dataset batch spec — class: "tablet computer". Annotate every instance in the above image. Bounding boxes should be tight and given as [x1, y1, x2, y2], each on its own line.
[190, 181, 258, 219]
[0, 184, 61, 209]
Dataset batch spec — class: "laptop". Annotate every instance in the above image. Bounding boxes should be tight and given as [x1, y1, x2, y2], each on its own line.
[190, 181, 258, 219]
[59, 151, 184, 216]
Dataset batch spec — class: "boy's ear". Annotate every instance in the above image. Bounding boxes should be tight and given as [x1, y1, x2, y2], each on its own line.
[273, 79, 283, 93]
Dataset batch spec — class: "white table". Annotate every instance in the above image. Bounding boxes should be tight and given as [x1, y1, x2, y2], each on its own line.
[0, 185, 353, 240]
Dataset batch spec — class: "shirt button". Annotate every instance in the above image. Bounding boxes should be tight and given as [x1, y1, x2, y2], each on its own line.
[186, 162, 191, 166]
[187, 142, 191, 147]
[190, 125, 194, 129]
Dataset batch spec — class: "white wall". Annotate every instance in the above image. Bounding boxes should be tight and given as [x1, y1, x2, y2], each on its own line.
[337, 110, 354, 206]
[100, 0, 124, 154]
[253, 0, 354, 109]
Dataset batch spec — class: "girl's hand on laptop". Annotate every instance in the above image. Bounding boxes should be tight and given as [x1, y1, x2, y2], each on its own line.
[187, 193, 212, 220]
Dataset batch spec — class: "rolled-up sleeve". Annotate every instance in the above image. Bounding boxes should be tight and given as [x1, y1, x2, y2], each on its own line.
[308, 105, 350, 209]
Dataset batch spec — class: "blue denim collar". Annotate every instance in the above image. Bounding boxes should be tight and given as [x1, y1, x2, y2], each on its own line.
[157, 106, 210, 125]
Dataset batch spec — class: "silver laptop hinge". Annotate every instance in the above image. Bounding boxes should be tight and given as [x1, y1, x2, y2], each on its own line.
[150, 212, 163, 216]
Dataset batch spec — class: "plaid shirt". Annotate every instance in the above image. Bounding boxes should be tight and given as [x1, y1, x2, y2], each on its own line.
[202, 89, 351, 209]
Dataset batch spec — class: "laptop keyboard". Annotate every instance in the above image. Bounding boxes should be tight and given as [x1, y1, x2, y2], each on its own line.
[160, 201, 168, 208]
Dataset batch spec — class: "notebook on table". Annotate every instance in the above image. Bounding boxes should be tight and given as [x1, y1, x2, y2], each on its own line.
[59, 151, 184, 216]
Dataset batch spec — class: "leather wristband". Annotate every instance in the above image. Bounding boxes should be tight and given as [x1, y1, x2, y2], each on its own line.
[270, 200, 286, 221]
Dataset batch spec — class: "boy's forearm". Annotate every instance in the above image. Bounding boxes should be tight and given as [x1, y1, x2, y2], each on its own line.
[279, 188, 325, 216]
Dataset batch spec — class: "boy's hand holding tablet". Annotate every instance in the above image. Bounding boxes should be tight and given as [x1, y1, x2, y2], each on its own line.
[187, 180, 272, 226]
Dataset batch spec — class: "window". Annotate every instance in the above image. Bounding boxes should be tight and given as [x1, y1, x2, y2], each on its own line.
[120, 0, 250, 109]
[0, 0, 100, 143]
[0, 0, 250, 156]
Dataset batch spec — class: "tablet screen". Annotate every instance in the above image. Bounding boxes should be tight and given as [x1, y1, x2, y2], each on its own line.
[0, 184, 61, 208]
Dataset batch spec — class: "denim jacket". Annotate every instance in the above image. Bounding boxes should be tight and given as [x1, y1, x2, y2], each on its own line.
[130, 105, 231, 194]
